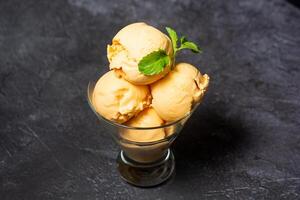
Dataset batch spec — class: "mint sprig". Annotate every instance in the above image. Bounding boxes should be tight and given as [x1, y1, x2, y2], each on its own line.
[138, 27, 201, 75]
[166, 27, 202, 54]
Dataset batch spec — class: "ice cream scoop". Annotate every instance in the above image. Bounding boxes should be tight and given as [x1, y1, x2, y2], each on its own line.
[92, 70, 151, 123]
[121, 108, 165, 142]
[120, 107, 169, 163]
[151, 63, 210, 122]
[107, 22, 174, 85]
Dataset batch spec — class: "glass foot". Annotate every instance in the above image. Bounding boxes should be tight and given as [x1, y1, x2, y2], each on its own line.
[117, 149, 175, 187]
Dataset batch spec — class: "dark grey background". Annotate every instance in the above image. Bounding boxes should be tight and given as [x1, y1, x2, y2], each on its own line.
[1, 0, 300, 199]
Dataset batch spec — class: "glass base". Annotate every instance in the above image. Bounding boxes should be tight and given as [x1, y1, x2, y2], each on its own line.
[117, 148, 175, 187]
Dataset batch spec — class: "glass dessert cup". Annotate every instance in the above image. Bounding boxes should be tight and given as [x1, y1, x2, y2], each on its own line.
[87, 81, 198, 187]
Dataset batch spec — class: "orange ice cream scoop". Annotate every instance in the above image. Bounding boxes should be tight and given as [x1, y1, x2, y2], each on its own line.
[151, 63, 210, 122]
[122, 108, 165, 142]
[107, 22, 174, 85]
[92, 70, 151, 123]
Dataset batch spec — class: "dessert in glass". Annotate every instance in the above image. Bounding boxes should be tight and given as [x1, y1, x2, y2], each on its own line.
[87, 22, 209, 187]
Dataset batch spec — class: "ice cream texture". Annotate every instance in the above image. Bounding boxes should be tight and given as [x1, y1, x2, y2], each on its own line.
[121, 108, 165, 142]
[92, 70, 151, 123]
[151, 63, 210, 122]
[107, 22, 174, 85]
[120, 108, 171, 163]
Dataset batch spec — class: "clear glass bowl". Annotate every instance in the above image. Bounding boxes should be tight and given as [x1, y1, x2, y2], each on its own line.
[87, 81, 199, 187]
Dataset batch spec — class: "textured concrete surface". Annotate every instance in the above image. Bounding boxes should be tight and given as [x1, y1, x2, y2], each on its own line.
[0, 0, 300, 199]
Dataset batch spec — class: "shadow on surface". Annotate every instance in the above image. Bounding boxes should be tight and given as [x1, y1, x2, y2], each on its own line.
[173, 105, 250, 175]
[287, 0, 300, 9]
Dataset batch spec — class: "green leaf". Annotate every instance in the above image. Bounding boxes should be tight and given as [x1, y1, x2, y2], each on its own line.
[180, 36, 187, 44]
[138, 27, 202, 75]
[138, 50, 170, 75]
[179, 41, 201, 53]
[166, 27, 178, 51]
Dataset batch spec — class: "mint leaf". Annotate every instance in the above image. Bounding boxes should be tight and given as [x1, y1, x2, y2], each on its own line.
[138, 50, 170, 75]
[180, 36, 187, 44]
[166, 27, 178, 52]
[179, 41, 202, 53]
[166, 27, 201, 55]
[138, 27, 202, 76]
